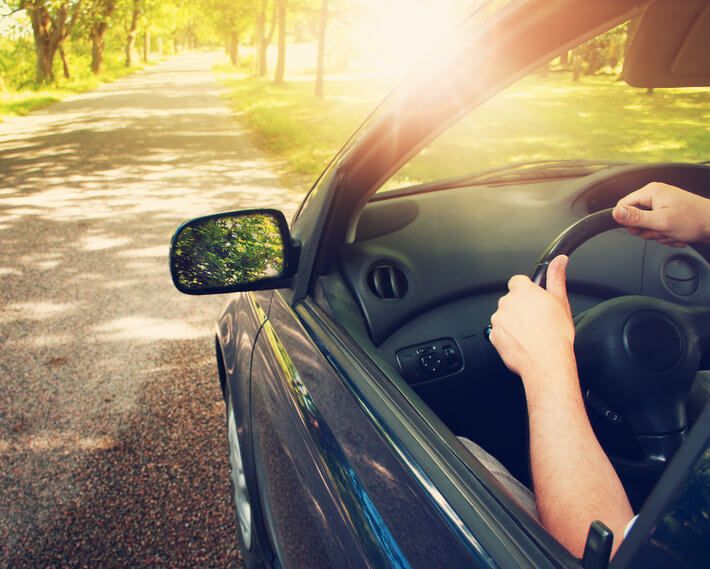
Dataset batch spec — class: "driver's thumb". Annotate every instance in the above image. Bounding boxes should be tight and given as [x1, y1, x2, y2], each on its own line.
[613, 205, 661, 231]
[546, 255, 570, 309]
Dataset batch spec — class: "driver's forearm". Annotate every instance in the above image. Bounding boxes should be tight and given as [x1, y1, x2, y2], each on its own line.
[523, 354, 634, 558]
[701, 198, 710, 243]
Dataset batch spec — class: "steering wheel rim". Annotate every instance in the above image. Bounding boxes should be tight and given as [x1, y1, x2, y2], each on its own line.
[532, 208, 709, 476]
[531, 208, 620, 288]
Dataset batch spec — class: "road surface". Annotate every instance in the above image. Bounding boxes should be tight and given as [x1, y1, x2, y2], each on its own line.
[0, 52, 302, 568]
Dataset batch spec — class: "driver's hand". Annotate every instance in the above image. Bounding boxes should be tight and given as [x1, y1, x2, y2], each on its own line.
[489, 255, 576, 393]
[612, 182, 710, 247]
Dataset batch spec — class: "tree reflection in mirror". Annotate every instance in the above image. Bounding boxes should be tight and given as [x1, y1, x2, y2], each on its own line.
[173, 212, 286, 292]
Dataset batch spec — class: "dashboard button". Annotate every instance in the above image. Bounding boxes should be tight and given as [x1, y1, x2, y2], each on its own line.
[420, 353, 443, 375]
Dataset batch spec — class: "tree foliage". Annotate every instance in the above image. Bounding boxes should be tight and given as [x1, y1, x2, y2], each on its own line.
[1, 2, 646, 98]
[173, 214, 286, 290]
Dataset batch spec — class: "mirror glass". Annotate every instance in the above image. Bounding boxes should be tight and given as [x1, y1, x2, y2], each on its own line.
[172, 212, 287, 292]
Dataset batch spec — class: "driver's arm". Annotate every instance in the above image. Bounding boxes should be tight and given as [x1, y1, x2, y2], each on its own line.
[612, 182, 710, 247]
[489, 256, 634, 558]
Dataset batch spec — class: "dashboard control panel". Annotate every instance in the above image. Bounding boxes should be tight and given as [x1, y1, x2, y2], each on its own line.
[396, 338, 464, 384]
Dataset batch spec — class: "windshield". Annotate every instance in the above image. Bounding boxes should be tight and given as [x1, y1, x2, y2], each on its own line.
[378, 19, 710, 193]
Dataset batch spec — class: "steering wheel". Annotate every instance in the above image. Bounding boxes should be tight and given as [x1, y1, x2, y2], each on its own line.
[532, 208, 709, 476]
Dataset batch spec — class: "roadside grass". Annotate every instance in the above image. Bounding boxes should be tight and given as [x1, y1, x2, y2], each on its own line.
[219, 67, 709, 192]
[391, 73, 710, 189]
[0, 57, 147, 120]
[218, 66, 389, 189]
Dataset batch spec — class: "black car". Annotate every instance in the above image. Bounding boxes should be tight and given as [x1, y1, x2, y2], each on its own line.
[170, 1, 710, 567]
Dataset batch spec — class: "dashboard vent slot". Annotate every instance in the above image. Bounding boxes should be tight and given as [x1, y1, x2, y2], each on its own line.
[367, 264, 408, 300]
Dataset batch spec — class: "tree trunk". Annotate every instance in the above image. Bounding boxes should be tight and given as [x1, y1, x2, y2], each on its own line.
[273, 0, 286, 84]
[314, 0, 327, 97]
[37, 46, 55, 83]
[257, 0, 277, 76]
[125, 0, 140, 67]
[560, 50, 568, 67]
[27, 1, 80, 84]
[29, 3, 59, 84]
[91, 23, 109, 74]
[229, 31, 239, 66]
[126, 31, 136, 67]
[35, 40, 55, 83]
[143, 30, 150, 62]
[257, 0, 267, 75]
[59, 44, 71, 79]
[572, 50, 582, 82]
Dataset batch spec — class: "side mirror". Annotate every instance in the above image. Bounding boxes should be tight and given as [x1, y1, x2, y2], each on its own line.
[170, 209, 299, 295]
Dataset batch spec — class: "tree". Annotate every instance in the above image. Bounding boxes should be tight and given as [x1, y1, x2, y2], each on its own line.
[18, 0, 82, 83]
[204, 0, 256, 67]
[58, 44, 70, 78]
[86, 0, 117, 74]
[314, 0, 326, 96]
[273, 0, 286, 83]
[124, 0, 140, 67]
[559, 50, 568, 67]
[256, 0, 276, 76]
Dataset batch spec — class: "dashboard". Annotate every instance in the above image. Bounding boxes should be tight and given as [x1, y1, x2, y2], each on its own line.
[340, 163, 710, 349]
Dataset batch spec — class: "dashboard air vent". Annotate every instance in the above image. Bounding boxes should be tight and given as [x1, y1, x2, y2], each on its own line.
[662, 257, 699, 297]
[367, 264, 408, 300]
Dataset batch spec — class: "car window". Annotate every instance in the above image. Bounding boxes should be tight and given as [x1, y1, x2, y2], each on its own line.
[377, 19, 710, 193]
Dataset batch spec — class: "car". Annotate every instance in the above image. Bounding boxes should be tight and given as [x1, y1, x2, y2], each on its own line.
[169, 1, 710, 568]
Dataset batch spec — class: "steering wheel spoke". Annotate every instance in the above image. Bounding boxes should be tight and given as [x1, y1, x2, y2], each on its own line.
[687, 305, 710, 354]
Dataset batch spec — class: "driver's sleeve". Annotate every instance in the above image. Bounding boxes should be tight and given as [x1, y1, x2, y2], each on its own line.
[458, 437, 538, 519]
[460, 436, 640, 542]
[624, 515, 639, 537]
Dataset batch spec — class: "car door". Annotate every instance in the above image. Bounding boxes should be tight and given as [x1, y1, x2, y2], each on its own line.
[610, 405, 710, 569]
[248, 291, 485, 569]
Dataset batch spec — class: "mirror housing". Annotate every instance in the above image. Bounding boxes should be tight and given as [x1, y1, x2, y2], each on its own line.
[170, 209, 299, 295]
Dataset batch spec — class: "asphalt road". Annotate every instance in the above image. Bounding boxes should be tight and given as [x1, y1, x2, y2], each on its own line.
[0, 52, 302, 568]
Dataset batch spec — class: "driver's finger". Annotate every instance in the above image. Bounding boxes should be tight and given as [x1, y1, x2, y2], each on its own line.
[508, 274, 530, 291]
[616, 183, 656, 209]
[546, 255, 571, 314]
[636, 229, 665, 240]
[613, 205, 671, 235]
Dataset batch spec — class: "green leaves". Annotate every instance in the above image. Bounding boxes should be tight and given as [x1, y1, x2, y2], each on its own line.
[173, 213, 286, 291]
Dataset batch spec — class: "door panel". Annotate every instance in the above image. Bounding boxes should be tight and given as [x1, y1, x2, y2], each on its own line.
[249, 292, 477, 568]
[219, 290, 274, 560]
[219, 291, 271, 386]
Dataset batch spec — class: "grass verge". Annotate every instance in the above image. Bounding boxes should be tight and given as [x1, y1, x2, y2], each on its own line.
[0, 61, 149, 120]
[219, 67, 709, 192]
[217, 65, 390, 190]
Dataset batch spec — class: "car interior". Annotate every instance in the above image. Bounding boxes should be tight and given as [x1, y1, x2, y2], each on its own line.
[317, 163, 710, 507]
[309, 1, 710, 530]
